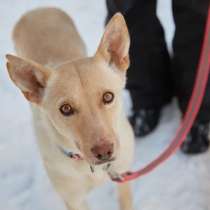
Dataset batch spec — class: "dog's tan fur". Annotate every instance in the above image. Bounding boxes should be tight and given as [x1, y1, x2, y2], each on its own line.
[6, 8, 134, 210]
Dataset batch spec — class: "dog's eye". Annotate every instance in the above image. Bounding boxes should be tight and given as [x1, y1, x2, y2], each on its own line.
[103, 92, 114, 104]
[60, 104, 74, 116]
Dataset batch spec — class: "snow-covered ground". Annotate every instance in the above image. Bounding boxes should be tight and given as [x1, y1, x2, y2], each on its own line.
[0, 0, 210, 210]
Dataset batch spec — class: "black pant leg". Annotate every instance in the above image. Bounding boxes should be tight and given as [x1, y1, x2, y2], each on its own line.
[172, 0, 210, 123]
[106, 0, 172, 110]
[106, 0, 135, 21]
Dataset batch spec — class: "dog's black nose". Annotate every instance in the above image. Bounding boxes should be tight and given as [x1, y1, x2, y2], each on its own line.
[91, 143, 113, 161]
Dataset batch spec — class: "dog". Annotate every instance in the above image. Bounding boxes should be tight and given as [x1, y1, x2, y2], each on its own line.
[6, 7, 134, 210]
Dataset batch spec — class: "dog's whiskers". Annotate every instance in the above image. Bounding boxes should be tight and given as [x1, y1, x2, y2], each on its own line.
[103, 163, 111, 171]
[90, 165, 95, 173]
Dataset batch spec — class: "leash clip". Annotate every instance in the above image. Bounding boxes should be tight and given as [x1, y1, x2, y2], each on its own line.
[107, 170, 133, 183]
[108, 171, 124, 182]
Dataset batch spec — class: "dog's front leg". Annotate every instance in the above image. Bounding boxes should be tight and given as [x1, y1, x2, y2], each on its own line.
[117, 183, 134, 210]
[65, 200, 90, 210]
[57, 190, 90, 210]
[50, 179, 90, 210]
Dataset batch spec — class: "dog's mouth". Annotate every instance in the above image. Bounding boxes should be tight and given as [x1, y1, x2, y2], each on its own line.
[88, 156, 116, 174]
[94, 157, 116, 165]
[90, 161, 113, 173]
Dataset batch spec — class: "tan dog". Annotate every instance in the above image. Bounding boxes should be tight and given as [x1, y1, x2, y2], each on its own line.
[6, 7, 134, 210]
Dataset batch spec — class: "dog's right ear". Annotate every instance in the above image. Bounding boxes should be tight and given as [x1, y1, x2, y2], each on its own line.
[95, 13, 130, 72]
[6, 54, 52, 104]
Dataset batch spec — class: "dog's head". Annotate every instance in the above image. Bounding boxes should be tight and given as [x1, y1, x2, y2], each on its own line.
[6, 13, 130, 165]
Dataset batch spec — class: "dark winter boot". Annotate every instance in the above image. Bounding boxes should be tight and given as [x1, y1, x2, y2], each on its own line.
[129, 109, 161, 137]
[181, 122, 210, 154]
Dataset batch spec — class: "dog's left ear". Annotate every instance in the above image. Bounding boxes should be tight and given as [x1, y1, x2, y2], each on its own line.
[96, 13, 130, 72]
[6, 54, 51, 104]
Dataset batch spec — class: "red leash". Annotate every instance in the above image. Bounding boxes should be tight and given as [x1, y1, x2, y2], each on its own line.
[112, 6, 210, 183]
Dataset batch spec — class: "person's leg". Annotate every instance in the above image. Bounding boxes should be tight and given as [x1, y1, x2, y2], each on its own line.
[106, 0, 135, 23]
[172, 0, 210, 154]
[106, 0, 173, 137]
